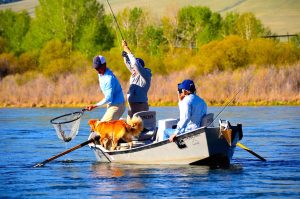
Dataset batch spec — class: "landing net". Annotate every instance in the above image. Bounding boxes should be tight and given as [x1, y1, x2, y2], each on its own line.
[50, 111, 83, 142]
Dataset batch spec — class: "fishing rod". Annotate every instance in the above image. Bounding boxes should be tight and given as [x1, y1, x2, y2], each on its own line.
[208, 75, 253, 127]
[105, 0, 124, 40]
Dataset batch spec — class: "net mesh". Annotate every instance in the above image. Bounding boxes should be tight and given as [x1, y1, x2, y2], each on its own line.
[51, 112, 83, 142]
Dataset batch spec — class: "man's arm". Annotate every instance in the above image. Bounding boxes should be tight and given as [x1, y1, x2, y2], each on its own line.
[169, 100, 191, 142]
[122, 40, 150, 78]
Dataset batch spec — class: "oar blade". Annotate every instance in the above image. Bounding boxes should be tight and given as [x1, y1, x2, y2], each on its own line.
[33, 163, 44, 168]
[237, 142, 266, 162]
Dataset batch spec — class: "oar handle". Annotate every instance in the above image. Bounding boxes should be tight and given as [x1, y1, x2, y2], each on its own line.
[33, 135, 100, 167]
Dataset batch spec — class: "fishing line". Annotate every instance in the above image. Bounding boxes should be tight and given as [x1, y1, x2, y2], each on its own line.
[105, 0, 124, 40]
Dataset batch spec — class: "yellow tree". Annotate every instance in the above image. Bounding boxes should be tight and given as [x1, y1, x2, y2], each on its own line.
[236, 12, 270, 40]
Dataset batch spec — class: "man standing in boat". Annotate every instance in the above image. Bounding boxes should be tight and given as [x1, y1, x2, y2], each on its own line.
[85, 55, 125, 121]
[121, 40, 152, 118]
[163, 79, 207, 142]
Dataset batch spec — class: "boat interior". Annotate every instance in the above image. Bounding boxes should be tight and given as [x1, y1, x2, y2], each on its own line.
[90, 111, 215, 151]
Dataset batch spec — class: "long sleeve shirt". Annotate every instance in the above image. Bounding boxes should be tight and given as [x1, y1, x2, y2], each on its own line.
[174, 94, 207, 135]
[95, 68, 125, 107]
[123, 53, 152, 103]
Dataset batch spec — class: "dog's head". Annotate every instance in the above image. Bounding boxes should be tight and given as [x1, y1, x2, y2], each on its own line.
[127, 115, 143, 136]
[88, 119, 99, 132]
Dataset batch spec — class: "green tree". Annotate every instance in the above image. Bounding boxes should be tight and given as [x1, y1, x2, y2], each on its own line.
[222, 12, 239, 36]
[23, 0, 114, 57]
[177, 6, 212, 48]
[0, 36, 7, 53]
[140, 25, 166, 55]
[75, 15, 114, 57]
[118, 7, 148, 49]
[0, 10, 30, 54]
[161, 16, 178, 50]
[197, 12, 222, 46]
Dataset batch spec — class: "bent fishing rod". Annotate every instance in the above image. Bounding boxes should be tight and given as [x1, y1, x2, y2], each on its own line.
[106, 0, 124, 40]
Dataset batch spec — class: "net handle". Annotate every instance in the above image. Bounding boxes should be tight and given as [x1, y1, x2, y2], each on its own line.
[50, 109, 86, 125]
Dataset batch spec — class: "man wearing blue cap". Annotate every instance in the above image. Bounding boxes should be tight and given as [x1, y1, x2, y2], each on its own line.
[121, 40, 152, 117]
[85, 55, 125, 122]
[163, 79, 207, 142]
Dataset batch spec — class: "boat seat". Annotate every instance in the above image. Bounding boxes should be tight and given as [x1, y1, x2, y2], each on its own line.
[132, 111, 157, 141]
[201, 113, 214, 127]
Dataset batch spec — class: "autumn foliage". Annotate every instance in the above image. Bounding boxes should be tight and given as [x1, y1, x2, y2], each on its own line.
[0, 0, 299, 107]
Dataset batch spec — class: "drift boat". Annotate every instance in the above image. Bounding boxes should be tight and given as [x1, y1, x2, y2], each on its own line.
[88, 111, 243, 167]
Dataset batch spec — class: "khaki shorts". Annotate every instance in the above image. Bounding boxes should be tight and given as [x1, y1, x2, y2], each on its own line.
[128, 102, 149, 118]
[101, 102, 125, 122]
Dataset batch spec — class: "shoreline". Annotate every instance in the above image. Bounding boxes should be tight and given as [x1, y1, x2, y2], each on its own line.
[1, 101, 299, 108]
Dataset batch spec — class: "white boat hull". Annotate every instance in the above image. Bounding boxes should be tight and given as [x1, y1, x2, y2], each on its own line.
[89, 125, 242, 167]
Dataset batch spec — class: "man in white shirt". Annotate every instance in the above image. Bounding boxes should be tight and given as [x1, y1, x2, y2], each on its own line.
[163, 79, 207, 142]
[121, 40, 152, 117]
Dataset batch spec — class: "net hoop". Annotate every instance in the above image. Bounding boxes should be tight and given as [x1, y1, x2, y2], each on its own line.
[50, 110, 85, 142]
[50, 111, 83, 125]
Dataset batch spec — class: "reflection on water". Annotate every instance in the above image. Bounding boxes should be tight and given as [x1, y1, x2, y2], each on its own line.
[89, 162, 244, 197]
[91, 163, 125, 178]
[90, 163, 216, 178]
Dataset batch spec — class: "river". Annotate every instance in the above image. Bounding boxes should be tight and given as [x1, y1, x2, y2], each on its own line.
[0, 106, 299, 198]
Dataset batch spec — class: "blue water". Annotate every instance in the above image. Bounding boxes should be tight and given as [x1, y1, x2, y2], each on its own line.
[0, 106, 299, 198]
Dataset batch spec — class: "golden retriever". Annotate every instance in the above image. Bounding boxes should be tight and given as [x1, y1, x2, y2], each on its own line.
[88, 116, 143, 150]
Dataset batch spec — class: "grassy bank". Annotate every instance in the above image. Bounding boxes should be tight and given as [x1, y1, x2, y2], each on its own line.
[1, 65, 299, 108]
[1, 100, 299, 108]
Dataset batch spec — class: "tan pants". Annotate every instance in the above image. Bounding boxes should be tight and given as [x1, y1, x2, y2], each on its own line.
[128, 102, 149, 118]
[101, 103, 125, 122]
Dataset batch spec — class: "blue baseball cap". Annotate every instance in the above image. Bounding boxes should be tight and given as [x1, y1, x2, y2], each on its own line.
[136, 58, 145, 67]
[93, 55, 106, 69]
[180, 79, 196, 92]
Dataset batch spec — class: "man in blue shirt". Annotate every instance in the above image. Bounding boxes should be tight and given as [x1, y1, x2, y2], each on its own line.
[121, 40, 152, 117]
[86, 55, 125, 121]
[163, 79, 207, 142]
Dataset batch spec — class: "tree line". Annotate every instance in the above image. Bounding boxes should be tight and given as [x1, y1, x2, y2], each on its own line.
[0, 0, 299, 81]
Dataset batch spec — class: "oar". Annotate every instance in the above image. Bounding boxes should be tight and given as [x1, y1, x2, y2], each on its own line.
[236, 142, 266, 161]
[33, 135, 100, 167]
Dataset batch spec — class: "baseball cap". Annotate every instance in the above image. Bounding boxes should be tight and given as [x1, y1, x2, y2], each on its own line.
[136, 58, 145, 67]
[180, 79, 196, 92]
[93, 55, 106, 69]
